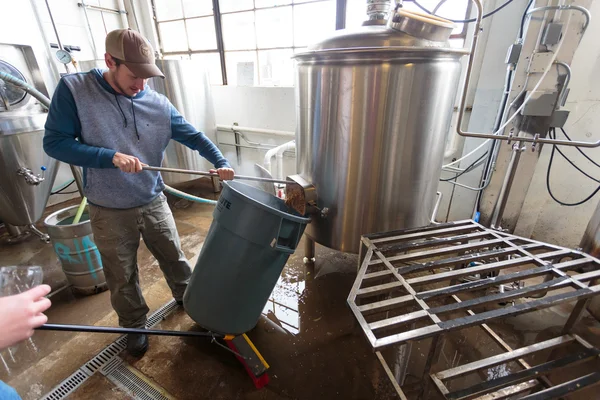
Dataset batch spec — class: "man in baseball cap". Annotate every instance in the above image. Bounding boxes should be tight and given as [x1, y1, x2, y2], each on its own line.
[43, 29, 234, 357]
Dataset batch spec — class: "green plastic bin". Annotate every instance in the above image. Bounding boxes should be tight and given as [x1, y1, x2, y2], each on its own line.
[183, 181, 310, 335]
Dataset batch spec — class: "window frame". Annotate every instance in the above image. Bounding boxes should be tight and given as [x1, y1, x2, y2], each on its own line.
[152, 0, 471, 86]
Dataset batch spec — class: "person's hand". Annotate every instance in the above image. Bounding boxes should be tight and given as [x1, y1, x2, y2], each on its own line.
[210, 168, 235, 181]
[0, 285, 51, 350]
[113, 152, 143, 173]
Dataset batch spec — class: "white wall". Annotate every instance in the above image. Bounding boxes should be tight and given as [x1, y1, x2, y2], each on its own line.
[212, 86, 297, 179]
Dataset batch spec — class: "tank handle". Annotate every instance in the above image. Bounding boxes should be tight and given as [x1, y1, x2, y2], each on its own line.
[274, 218, 304, 254]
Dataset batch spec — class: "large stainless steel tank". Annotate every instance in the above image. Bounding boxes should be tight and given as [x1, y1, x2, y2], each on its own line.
[79, 59, 218, 185]
[151, 59, 218, 185]
[0, 49, 58, 229]
[294, 8, 468, 253]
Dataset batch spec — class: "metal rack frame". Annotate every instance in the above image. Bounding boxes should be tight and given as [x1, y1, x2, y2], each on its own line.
[431, 334, 600, 400]
[348, 220, 600, 399]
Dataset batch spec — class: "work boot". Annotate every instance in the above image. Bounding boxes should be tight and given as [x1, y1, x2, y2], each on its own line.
[127, 332, 148, 357]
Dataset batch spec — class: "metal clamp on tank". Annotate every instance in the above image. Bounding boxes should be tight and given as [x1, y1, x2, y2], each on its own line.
[387, 6, 455, 42]
[17, 166, 45, 185]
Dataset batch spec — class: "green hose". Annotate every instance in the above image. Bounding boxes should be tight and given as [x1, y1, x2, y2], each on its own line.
[164, 185, 217, 205]
[72, 197, 87, 224]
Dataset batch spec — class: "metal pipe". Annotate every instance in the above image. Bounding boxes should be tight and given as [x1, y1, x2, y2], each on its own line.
[37, 323, 224, 338]
[80, 0, 100, 60]
[45, 0, 64, 51]
[212, 0, 228, 85]
[304, 236, 316, 265]
[69, 165, 85, 197]
[555, 61, 571, 106]
[233, 130, 242, 165]
[217, 124, 295, 138]
[116, 0, 129, 27]
[336, 0, 347, 30]
[142, 165, 291, 185]
[28, 224, 50, 242]
[431, 191, 443, 224]
[77, 3, 127, 16]
[527, 5, 591, 31]
[490, 143, 524, 229]
[456, 1, 598, 148]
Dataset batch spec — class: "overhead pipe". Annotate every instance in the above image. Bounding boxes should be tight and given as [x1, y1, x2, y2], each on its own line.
[455, 1, 598, 148]
[217, 124, 295, 138]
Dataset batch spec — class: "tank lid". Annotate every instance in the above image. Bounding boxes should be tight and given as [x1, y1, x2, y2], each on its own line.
[295, 8, 467, 58]
[388, 8, 455, 42]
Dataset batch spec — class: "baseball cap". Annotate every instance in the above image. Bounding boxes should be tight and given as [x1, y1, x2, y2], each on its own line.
[105, 29, 164, 79]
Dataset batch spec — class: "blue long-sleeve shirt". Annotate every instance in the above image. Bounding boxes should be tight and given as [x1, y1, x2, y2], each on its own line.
[43, 69, 230, 209]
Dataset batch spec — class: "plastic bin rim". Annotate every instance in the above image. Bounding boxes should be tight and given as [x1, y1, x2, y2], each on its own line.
[223, 181, 311, 224]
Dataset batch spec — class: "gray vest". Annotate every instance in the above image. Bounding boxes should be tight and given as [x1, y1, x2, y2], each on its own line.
[63, 72, 171, 208]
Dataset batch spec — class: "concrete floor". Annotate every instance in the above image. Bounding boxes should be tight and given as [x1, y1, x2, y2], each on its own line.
[1, 179, 600, 399]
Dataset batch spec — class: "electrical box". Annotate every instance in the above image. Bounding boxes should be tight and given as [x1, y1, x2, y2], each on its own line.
[522, 91, 560, 117]
[505, 43, 523, 65]
[549, 109, 570, 128]
[542, 23, 563, 46]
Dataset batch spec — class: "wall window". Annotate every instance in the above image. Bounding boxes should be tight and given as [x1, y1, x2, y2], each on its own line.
[220, 0, 336, 86]
[154, 0, 470, 86]
[154, 0, 222, 84]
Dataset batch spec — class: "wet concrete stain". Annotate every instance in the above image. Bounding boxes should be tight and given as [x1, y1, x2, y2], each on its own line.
[1, 179, 600, 399]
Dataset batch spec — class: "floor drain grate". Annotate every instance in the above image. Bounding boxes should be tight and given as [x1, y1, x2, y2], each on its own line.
[106, 361, 175, 400]
[100, 356, 124, 376]
[146, 299, 179, 328]
[82, 337, 127, 376]
[40, 300, 179, 399]
[40, 370, 88, 400]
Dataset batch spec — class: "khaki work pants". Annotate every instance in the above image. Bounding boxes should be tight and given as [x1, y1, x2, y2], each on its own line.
[89, 193, 192, 328]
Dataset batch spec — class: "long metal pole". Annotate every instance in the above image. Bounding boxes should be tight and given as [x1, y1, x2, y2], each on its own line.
[490, 143, 524, 229]
[37, 323, 224, 338]
[142, 165, 291, 185]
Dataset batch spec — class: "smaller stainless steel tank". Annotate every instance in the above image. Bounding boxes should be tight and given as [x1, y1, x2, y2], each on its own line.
[294, 7, 468, 253]
[0, 113, 59, 226]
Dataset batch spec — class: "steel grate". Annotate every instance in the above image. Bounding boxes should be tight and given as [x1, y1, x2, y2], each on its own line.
[82, 337, 127, 376]
[349, 220, 600, 399]
[431, 334, 600, 399]
[349, 220, 600, 350]
[40, 370, 88, 400]
[106, 361, 174, 400]
[100, 356, 124, 376]
[146, 299, 179, 328]
[41, 300, 179, 399]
